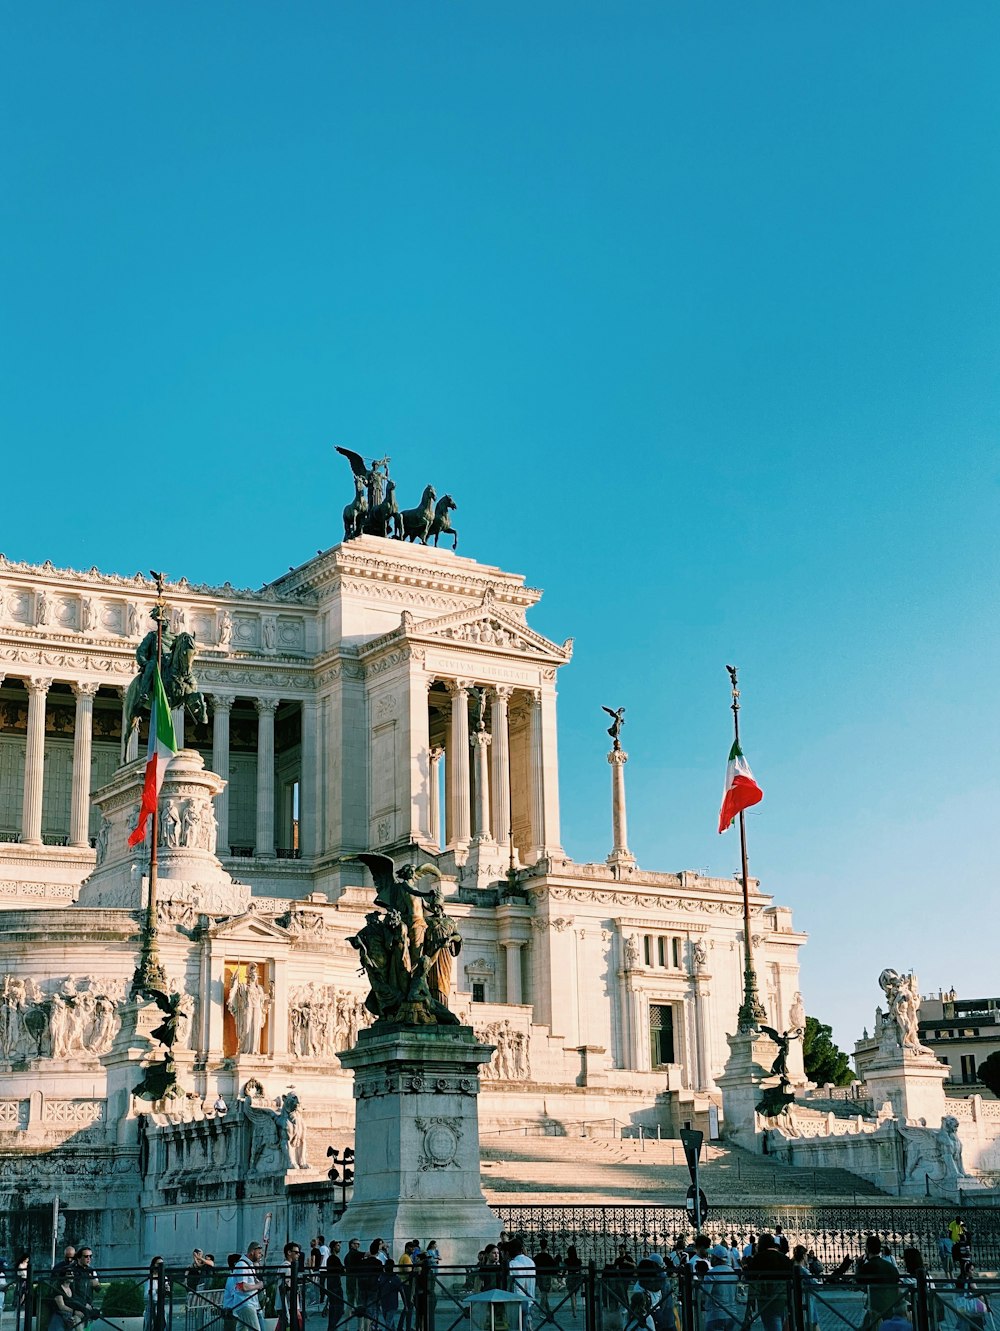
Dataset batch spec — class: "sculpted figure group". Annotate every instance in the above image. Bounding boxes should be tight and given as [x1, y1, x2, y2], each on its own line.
[477, 1019, 531, 1081]
[335, 447, 458, 549]
[0, 974, 125, 1063]
[346, 854, 462, 1026]
[289, 984, 372, 1057]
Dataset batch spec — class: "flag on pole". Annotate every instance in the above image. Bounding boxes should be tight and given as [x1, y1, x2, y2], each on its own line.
[128, 665, 178, 847]
[718, 740, 763, 833]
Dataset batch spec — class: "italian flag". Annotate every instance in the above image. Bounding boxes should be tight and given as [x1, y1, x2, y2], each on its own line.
[127, 664, 178, 847]
[718, 740, 763, 833]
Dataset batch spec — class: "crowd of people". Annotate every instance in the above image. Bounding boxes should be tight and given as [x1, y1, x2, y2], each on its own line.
[2, 1220, 991, 1331]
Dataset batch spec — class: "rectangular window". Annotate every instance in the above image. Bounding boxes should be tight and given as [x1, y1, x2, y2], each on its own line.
[644, 936, 652, 967]
[672, 938, 681, 969]
[961, 1054, 977, 1084]
[649, 1004, 675, 1067]
[657, 938, 666, 967]
[472, 982, 485, 1004]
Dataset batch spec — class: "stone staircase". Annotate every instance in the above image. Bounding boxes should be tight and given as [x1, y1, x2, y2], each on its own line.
[479, 1134, 888, 1204]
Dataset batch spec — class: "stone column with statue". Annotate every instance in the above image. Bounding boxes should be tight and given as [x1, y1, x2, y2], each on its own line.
[331, 851, 498, 1265]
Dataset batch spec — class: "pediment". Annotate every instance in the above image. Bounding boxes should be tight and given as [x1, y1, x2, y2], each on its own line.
[208, 911, 293, 945]
[403, 588, 573, 662]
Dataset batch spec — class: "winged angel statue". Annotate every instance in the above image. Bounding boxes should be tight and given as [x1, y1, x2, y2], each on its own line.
[345, 853, 462, 1027]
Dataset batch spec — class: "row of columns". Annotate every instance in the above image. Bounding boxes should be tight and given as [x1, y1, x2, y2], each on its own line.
[0, 674, 315, 860]
[0, 673, 98, 849]
[438, 680, 546, 855]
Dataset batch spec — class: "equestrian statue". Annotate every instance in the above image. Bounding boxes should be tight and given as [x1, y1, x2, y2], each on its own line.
[334, 447, 458, 548]
[123, 604, 209, 758]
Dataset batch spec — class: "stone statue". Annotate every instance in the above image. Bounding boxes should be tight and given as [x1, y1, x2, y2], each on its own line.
[95, 818, 110, 865]
[693, 939, 708, 971]
[345, 853, 461, 1026]
[602, 706, 626, 750]
[180, 799, 202, 848]
[937, 1115, 968, 1180]
[163, 801, 182, 848]
[227, 963, 270, 1053]
[123, 603, 209, 752]
[218, 608, 233, 647]
[80, 597, 96, 632]
[879, 968, 929, 1054]
[789, 991, 806, 1030]
[242, 1091, 309, 1172]
[624, 934, 639, 967]
[127, 601, 141, 637]
[0, 975, 29, 1059]
[35, 587, 51, 626]
[262, 617, 276, 650]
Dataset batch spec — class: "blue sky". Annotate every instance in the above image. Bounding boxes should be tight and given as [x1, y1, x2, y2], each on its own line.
[2, 3, 998, 1052]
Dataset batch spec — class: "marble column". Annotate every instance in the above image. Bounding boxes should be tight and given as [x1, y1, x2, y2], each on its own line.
[446, 681, 471, 850]
[211, 693, 234, 855]
[692, 969, 713, 1091]
[21, 677, 51, 846]
[606, 748, 636, 871]
[69, 682, 99, 847]
[299, 698, 319, 858]
[504, 941, 524, 1005]
[527, 690, 546, 860]
[489, 686, 512, 853]
[428, 746, 445, 849]
[470, 729, 492, 843]
[120, 687, 140, 762]
[255, 697, 278, 857]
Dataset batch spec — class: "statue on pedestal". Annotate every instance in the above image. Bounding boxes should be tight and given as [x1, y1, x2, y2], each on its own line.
[242, 1090, 309, 1172]
[346, 853, 462, 1026]
[878, 968, 931, 1055]
[602, 706, 626, 751]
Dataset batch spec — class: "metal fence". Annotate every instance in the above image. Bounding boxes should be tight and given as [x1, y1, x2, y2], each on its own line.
[3, 1262, 999, 1331]
[492, 1206, 1000, 1272]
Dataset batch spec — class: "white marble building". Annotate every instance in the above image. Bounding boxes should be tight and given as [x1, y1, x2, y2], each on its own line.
[0, 538, 806, 1257]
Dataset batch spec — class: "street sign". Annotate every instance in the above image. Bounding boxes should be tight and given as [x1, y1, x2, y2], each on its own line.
[678, 1127, 703, 1186]
[685, 1184, 709, 1224]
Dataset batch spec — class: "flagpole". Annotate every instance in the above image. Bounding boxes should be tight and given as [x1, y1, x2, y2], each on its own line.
[132, 571, 169, 998]
[727, 665, 766, 1034]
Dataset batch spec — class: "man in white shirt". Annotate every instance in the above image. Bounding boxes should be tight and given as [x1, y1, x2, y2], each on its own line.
[508, 1240, 536, 1329]
[234, 1242, 266, 1331]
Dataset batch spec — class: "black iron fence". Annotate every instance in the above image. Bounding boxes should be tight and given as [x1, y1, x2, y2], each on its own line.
[2, 1262, 998, 1331]
[492, 1207, 1000, 1273]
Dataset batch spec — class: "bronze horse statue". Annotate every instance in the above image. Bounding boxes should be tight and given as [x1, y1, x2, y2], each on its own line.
[342, 473, 368, 540]
[369, 478, 402, 539]
[428, 495, 457, 550]
[401, 485, 437, 543]
[123, 632, 208, 757]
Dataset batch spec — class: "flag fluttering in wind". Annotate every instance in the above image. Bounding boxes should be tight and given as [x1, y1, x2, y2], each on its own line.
[127, 664, 178, 847]
[718, 739, 763, 833]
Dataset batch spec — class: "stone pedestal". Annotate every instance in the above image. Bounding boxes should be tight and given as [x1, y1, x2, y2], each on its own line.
[864, 1051, 950, 1126]
[606, 748, 636, 873]
[331, 1024, 498, 1266]
[77, 749, 250, 915]
[716, 1029, 783, 1149]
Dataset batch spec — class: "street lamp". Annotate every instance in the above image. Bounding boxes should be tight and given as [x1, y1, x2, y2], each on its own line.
[326, 1146, 355, 1214]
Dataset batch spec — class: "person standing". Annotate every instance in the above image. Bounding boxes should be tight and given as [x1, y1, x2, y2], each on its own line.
[277, 1242, 305, 1331]
[744, 1234, 793, 1331]
[233, 1242, 266, 1331]
[144, 1257, 171, 1331]
[532, 1240, 558, 1316]
[326, 1242, 346, 1331]
[564, 1246, 583, 1318]
[72, 1248, 101, 1328]
[345, 1239, 364, 1314]
[508, 1241, 536, 1329]
[857, 1236, 901, 1331]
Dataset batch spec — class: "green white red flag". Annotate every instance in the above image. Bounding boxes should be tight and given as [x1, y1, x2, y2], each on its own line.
[718, 739, 763, 833]
[127, 664, 177, 847]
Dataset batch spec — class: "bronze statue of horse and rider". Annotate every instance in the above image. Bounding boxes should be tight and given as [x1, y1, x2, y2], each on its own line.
[122, 609, 209, 758]
[335, 447, 458, 548]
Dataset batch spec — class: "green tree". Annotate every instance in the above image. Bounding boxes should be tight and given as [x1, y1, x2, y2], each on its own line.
[977, 1051, 1000, 1097]
[802, 1016, 855, 1086]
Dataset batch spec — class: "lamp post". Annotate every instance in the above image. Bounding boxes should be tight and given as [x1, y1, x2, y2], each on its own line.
[326, 1145, 355, 1215]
